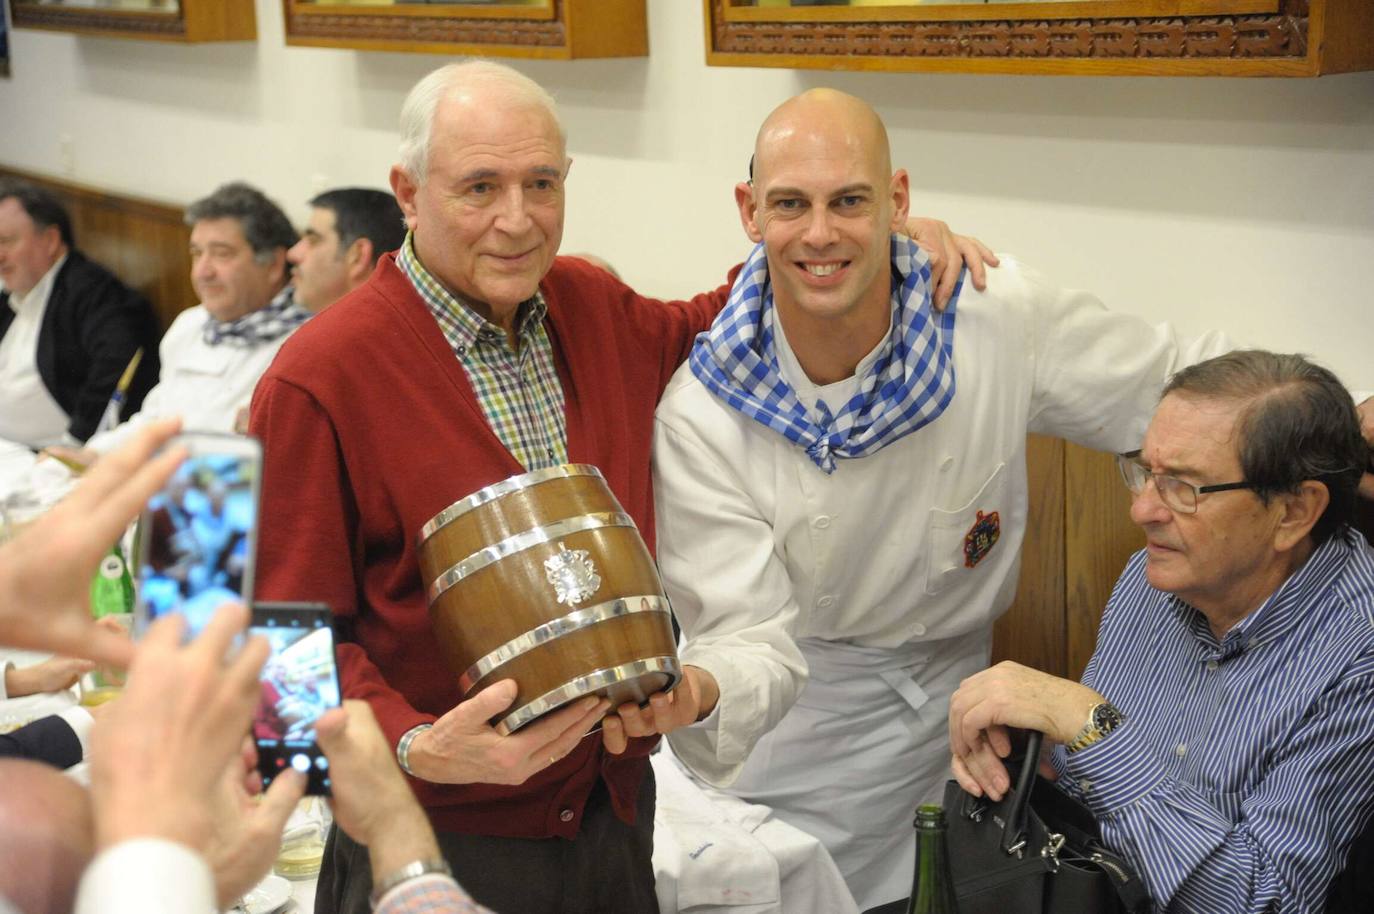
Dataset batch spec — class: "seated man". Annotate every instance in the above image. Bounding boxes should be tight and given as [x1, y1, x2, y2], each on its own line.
[81, 182, 305, 454]
[949, 350, 1374, 913]
[0, 179, 159, 448]
[638, 88, 1229, 912]
[288, 187, 405, 313]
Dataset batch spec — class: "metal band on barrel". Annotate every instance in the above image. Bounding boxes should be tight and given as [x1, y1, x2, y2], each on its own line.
[494, 656, 682, 735]
[456, 595, 671, 693]
[425, 512, 636, 605]
[417, 464, 607, 545]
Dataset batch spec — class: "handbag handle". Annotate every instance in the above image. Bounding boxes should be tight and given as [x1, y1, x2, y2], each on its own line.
[998, 729, 1044, 856]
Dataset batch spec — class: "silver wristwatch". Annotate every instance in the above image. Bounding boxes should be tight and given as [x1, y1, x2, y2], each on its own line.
[396, 723, 433, 777]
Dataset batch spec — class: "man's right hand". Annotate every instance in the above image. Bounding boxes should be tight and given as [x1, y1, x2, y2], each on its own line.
[405, 680, 608, 786]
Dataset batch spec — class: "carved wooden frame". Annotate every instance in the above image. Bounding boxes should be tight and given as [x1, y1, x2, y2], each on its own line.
[282, 0, 648, 59]
[10, 0, 255, 43]
[703, 0, 1372, 76]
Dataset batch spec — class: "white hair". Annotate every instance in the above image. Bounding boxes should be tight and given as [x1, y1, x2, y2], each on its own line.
[397, 59, 566, 183]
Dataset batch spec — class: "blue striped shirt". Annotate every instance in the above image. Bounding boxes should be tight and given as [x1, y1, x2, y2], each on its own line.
[1053, 527, 1374, 913]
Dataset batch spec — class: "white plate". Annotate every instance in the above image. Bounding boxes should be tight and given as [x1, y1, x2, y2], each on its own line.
[239, 874, 292, 914]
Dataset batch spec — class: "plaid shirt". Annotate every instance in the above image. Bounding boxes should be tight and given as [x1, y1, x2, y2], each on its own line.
[376, 875, 493, 914]
[398, 234, 567, 471]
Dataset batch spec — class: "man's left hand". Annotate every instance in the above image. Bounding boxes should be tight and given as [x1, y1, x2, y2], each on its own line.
[601, 665, 719, 755]
[904, 217, 999, 310]
[947, 661, 1101, 801]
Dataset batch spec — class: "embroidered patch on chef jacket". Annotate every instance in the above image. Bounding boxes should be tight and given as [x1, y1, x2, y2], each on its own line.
[963, 510, 1000, 568]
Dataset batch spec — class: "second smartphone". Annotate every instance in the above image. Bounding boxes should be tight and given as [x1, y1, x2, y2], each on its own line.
[250, 602, 341, 796]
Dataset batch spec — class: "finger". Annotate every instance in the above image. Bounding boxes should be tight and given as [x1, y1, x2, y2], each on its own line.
[137, 608, 189, 659]
[950, 753, 982, 798]
[442, 680, 519, 733]
[601, 715, 628, 755]
[313, 707, 350, 751]
[932, 243, 961, 310]
[527, 697, 608, 767]
[960, 242, 987, 293]
[965, 741, 1010, 800]
[986, 724, 1013, 759]
[258, 769, 307, 828]
[615, 701, 655, 739]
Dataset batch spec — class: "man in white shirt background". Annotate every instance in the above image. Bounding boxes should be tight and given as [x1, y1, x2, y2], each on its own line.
[0, 179, 159, 450]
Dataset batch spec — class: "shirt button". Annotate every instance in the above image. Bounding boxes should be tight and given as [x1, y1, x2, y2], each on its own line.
[813, 515, 831, 529]
[1205, 660, 1219, 672]
[911, 623, 927, 637]
[1175, 743, 1188, 758]
[817, 595, 835, 608]
[940, 456, 954, 472]
[559, 809, 574, 823]
[1079, 779, 1092, 793]
[456, 345, 467, 356]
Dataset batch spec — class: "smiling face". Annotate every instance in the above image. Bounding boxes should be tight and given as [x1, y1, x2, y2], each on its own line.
[1129, 392, 1294, 622]
[189, 217, 287, 322]
[391, 88, 568, 332]
[0, 196, 65, 298]
[737, 90, 909, 335]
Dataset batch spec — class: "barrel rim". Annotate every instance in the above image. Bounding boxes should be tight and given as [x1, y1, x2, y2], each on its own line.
[425, 511, 637, 604]
[456, 594, 670, 693]
[417, 463, 608, 546]
[494, 656, 682, 735]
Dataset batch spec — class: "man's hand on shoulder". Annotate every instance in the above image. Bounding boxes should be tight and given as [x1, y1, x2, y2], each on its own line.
[406, 680, 608, 786]
[904, 216, 1000, 311]
[600, 664, 720, 755]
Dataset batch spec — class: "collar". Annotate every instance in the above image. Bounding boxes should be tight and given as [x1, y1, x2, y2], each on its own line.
[396, 232, 546, 353]
[5, 253, 68, 317]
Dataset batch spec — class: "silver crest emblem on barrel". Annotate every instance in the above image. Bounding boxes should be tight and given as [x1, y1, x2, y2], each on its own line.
[544, 543, 602, 606]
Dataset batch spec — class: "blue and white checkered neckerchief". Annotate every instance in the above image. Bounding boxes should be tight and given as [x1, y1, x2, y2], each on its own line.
[688, 235, 960, 474]
[202, 284, 310, 347]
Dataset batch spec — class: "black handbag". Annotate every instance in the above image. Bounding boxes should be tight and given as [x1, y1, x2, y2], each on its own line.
[939, 731, 1152, 914]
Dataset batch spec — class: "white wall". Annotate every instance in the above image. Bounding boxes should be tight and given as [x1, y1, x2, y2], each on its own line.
[2, 0, 1372, 386]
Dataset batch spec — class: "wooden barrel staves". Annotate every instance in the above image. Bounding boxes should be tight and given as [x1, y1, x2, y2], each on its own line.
[417, 464, 680, 735]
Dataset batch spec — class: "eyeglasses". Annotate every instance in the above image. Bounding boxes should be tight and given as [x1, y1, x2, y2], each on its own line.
[1115, 450, 1255, 515]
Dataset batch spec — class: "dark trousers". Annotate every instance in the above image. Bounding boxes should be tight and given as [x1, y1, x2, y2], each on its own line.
[316, 770, 660, 914]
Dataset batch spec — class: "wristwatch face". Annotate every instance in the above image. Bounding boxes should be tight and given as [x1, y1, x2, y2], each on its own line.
[1092, 702, 1124, 734]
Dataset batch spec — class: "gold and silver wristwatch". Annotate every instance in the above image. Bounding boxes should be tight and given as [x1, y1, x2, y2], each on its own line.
[1065, 700, 1124, 754]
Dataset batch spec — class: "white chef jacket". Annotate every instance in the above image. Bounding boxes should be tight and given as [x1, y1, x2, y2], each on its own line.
[84, 304, 295, 454]
[0, 255, 72, 448]
[655, 256, 1232, 909]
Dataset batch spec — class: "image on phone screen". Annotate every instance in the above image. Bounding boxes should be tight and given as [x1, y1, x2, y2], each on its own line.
[138, 444, 258, 638]
[251, 607, 340, 795]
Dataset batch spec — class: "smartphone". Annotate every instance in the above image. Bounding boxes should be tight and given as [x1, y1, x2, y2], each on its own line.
[250, 602, 340, 796]
[134, 433, 260, 640]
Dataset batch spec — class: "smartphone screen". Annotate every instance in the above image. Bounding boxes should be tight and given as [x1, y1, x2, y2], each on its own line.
[250, 603, 340, 795]
[136, 434, 260, 640]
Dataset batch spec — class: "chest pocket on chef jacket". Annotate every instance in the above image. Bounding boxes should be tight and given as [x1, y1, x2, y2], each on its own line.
[924, 462, 1007, 596]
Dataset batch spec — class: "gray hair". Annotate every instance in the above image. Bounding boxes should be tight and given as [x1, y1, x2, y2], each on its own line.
[397, 59, 565, 183]
[185, 182, 297, 264]
[1163, 350, 1365, 545]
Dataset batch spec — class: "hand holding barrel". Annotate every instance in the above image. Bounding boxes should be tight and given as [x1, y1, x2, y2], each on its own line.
[404, 679, 610, 786]
[601, 665, 719, 754]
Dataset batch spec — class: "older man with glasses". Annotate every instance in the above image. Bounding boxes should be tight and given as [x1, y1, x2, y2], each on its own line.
[949, 350, 1374, 914]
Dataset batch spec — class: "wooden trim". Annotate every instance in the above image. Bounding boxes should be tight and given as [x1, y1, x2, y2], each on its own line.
[1311, 0, 1374, 73]
[10, 0, 255, 42]
[705, 0, 1334, 76]
[282, 0, 647, 58]
[722, 0, 1280, 26]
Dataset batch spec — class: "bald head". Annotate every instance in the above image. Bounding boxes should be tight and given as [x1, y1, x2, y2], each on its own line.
[0, 760, 94, 914]
[752, 89, 893, 189]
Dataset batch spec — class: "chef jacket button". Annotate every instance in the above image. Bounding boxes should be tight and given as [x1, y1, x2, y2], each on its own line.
[817, 595, 835, 608]
[940, 456, 954, 472]
[911, 623, 927, 637]
[813, 515, 832, 529]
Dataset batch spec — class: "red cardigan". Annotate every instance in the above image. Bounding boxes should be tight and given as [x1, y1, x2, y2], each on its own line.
[250, 254, 728, 838]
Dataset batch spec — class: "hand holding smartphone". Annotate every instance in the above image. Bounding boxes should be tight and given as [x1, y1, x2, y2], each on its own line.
[250, 602, 341, 796]
[134, 433, 260, 640]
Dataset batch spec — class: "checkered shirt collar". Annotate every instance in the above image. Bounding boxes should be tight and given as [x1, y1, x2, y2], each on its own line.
[201, 284, 309, 347]
[688, 235, 960, 474]
[397, 233, 547, 350]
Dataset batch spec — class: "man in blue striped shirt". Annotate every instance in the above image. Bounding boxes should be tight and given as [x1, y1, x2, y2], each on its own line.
[948, 350, 1374, 913]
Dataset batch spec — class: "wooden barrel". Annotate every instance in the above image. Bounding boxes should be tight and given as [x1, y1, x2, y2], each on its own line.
[417, 465, 680, 735]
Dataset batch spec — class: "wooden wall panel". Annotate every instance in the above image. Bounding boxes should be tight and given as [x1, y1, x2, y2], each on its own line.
[993, 434, 1068, 677]
[1064, 442, 1145, 680]
[0, 166, 193, 335]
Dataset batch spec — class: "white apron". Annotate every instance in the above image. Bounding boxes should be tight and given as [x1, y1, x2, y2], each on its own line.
[722, 631, 989, 911]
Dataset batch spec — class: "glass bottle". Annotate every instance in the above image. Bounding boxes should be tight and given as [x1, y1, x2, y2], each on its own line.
[907, 803, 961, 914]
